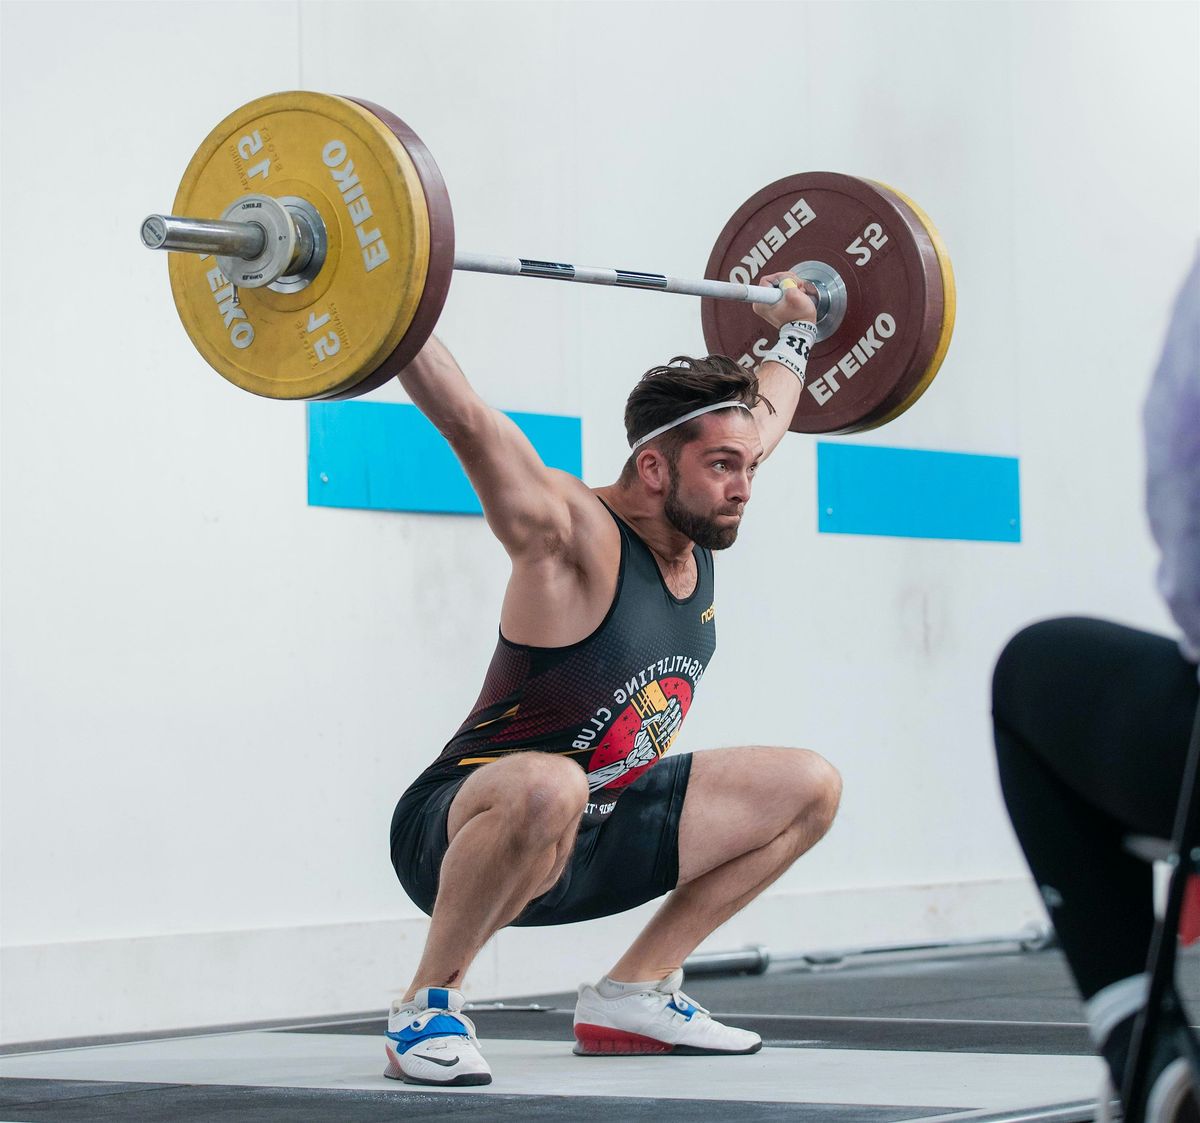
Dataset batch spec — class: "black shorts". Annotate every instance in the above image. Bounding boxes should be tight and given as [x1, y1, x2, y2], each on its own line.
[389, 753, 693, 927]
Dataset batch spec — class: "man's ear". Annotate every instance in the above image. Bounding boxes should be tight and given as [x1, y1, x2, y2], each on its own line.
[637, 448, 671, 495]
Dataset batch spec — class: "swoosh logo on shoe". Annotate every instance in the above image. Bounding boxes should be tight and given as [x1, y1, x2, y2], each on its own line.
[422, 1055, 461, 1067]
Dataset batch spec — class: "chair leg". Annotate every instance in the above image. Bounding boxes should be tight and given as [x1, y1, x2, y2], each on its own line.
[1123, 703, 1200, 1121]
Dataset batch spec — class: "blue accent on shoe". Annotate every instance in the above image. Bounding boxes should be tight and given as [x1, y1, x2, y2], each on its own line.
[386, 1014, 470, 1053]
[427, 988, 450, 1010]
[668, 997, 697, 1019]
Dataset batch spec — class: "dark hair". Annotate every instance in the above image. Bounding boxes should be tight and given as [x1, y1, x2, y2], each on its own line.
[620, 355, 773, 481]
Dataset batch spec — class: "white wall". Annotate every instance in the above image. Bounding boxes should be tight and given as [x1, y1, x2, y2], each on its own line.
[2, 0, 1197, 1043]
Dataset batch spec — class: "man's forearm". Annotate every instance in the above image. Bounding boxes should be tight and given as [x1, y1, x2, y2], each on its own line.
[753, 358, 805, 458]
[754, 317, 818, 457]
[747, 275, 819, 459]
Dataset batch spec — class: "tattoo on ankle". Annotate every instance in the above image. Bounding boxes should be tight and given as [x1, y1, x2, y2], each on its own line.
[440, 970, 461, 987]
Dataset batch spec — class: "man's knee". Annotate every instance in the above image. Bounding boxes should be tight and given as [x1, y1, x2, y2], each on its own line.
[518, 764, 589, 842]
[775, 748, 842, 835]
[805, 750, 843, 833]
[481, 753, 589, 846]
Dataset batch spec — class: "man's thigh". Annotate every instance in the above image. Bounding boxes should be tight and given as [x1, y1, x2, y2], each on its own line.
[512, 752, 693, 926]
[676, 746, 840, 885]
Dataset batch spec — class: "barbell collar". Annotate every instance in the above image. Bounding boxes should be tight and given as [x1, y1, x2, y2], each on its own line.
[141, 214, 267, 260]
[788, 260, 847, 342]
[143, 198, 327, 291]
[259, 195, 327, 294]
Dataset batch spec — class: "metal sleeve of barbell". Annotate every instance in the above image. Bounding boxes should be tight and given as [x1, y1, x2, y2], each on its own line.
[140, 214, 267, 260]
[453, 251, 785, 305]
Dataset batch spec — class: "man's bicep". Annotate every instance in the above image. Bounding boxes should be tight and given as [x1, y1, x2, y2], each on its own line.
[449, 406, 573, 553]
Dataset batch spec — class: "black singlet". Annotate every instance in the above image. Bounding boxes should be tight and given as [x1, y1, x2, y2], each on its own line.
[415, 503, 717, 825]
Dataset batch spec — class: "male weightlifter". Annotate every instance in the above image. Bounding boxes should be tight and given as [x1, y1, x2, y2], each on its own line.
[385, 273, 842, 1086]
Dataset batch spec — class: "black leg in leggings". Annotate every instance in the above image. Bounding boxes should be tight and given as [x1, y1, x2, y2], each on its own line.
[993, 616, 1198, 1000]
[995, 722, 1156, 1000]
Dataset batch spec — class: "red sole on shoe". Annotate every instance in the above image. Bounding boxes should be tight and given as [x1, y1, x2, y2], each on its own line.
[573, 1023, 674, 1055]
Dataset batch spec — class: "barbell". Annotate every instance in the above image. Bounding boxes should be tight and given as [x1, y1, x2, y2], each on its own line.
[141, 91, 955, 434]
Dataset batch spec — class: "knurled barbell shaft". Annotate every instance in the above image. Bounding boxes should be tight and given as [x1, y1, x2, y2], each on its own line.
[141, 212, 791, 307]
[453, 252, 788, 306]
[141, 214, 267, 259]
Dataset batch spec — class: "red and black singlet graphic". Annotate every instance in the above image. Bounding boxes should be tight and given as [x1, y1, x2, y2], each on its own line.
[585, 678, 690, 792]
[572, 675, 697, 822]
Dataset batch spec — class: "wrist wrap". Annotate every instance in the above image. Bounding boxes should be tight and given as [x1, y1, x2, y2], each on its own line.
[761, 320, 817, 384]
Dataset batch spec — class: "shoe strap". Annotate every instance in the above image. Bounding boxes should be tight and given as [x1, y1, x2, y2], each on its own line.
[653, 970, 710, 1017]
[411, 986, 466, 1012]
[395, 1007, 479, 1039]
[392, 988, 478, 1040]
[667, 991, 710, 1018]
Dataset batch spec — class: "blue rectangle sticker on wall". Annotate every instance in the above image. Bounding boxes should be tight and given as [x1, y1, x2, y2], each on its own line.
[817, 442, 1021, 542]
[307, 402, 583, 515]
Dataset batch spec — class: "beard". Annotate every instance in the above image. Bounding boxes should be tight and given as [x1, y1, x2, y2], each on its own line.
[664, 474, 742, 550]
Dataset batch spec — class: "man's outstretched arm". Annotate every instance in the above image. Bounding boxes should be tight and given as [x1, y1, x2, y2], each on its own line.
[750, 272, 820, 461]
[398, 336, 578, 557]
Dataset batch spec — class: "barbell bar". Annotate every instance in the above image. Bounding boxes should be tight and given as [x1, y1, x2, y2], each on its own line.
[141, 202, 834, 310]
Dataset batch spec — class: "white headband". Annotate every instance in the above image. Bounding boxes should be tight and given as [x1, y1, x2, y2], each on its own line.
[630, 401, 752, 452]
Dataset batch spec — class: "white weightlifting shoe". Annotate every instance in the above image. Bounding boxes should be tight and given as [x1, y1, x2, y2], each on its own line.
[383, 986, 492, 1086]
[573, 969, 762, 1056]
